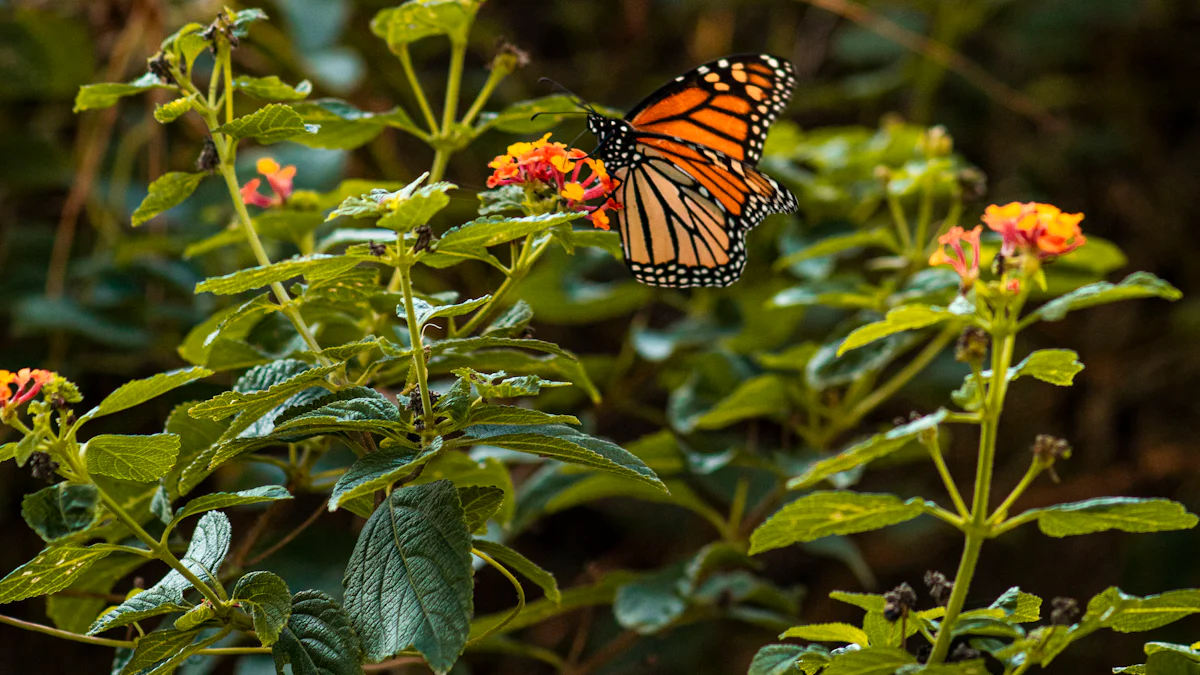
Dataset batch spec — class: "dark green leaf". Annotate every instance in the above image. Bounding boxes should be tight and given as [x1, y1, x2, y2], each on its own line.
[1032, 272, 1182, 322]
[463, 424, 664, 491]
[74, 73, 173, 112]
[370, 1, 475, 48]
[86, 434, 180, 482]
[47, 554, 147, 634]
[472, 539, 560, 603]
[465, 405, 579, 427]
[483, 300, 533, 337]
[436, 213, 582, 253]
[750, 492, 929, 554]
[121, 628, 201, 675]
[613, 565, 688, 634]
[233, 571, 292, 646]
[329, 444, 442, 511]
[21, 483, 100, 542]
[214, 103, 318, 144]
[750, 644, 829, 675]
[272, 590, 364, 675]
[0, 545, 112, 603]
[294, 99, 421, 149]
[694, 374, 790, 430]
[459, 486, 505, 533]
[788, 410, 946, 489]
[343, 481, 473, 673]
[131, 172, 205, 226]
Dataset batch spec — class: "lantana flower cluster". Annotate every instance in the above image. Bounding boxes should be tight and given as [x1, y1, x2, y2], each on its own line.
[931, 201, 1087, 290]
[487, 133, 621, 230]
[241, 157, 296, 208]
[0, 368, 55, 414]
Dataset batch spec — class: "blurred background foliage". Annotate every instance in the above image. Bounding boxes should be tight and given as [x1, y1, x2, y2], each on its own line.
[2, 0, 1199, 673]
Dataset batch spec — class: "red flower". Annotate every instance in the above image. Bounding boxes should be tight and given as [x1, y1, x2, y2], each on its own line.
[486, 133, 621, 230]
[241, 158, 297, 209]
[929, 225, 983, 287]
[982, 202, 1086, 259]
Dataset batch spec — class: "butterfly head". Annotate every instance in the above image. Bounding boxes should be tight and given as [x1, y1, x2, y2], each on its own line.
[586, 114, 634, 166]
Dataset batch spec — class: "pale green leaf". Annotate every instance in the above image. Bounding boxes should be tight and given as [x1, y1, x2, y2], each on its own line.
[121, 628, 201, 675]
[824, 647, 917, 675]
[838, 305, 956, 356]
[1015, 497, 1198, 537]
[132, 172, 205, 226]
[1011, 349, 1084, 386]
[214, 103, 318, 144]
[0, 545, 112, 604]
[233, 75, 312, 101]
[74, 72, 173, 112]
[170, 485, 291, 527]
[781, 622, 870, 646]
[1032, 272, 1182, 322]
[750, 492, 929, 555]
[83, 367, 212, 421]
[694, 374, 790, 430]
[153, 97, 194, 123]
[196, 254, 359, 295]
[436, 212, 582, 253]
[788, 410, 946, 489]
[86, 434, 180, 482]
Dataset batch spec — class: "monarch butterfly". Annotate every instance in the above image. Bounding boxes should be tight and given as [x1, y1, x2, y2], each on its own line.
[586, 54, 799, 288]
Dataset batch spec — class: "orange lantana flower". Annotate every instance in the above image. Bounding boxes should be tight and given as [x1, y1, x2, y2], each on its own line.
[929, 225, 983, 288]
[486, 133, 621, 230]
[982, 202, 1086, 259]
[0, 368, 54, 410]
[241, 157, 297, 209]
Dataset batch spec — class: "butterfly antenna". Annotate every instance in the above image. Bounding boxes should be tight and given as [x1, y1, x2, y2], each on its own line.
[538, 77, 598, 114]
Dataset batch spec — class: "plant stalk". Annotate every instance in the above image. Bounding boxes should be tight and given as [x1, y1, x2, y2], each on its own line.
[398, 262, 435, 433]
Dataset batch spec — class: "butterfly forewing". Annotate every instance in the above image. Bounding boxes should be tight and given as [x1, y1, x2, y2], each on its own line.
[625, 54, 796, 164]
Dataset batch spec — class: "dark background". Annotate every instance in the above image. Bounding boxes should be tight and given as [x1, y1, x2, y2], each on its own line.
[2, 0, 1199, 673]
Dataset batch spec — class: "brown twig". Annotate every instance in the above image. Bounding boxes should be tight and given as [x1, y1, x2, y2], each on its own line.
[571, 630, 639, 675]
[245, 499, 329, 566]
[797, 0, 1065, 132]
[362, 656, 424, 672]
[229, 500, 286, 569]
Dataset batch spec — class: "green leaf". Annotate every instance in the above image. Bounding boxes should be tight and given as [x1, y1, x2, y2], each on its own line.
[0, 545, 112, 603]
[475, 95, 594, 134]
[294, 99, 422, 149]
[788, 411, 946, 489]
[47, 554, 147, 633]
[989, 586, 1042, 623]
[462, 424, 665, 492]
[343, 481, 473, 673]
[402, 295, 491, 329]
[214, 103, 318, 144]
[86, 433, 180, 482]
[468, 572, 633, 639]
[412, 453, 516, 526]
[172, 603, 216, 631]
[153, 97, 194, 123]
[370, 0, 475, 48]
[824, 647, 917, 675]
[83, 367, 212, 421]
[329, 444, 442, 511]
[131, 172, 205, 226]
[693, 374, 790, 430]
[189, 360, 340, 446]
[483, 300, 533, 337]
[838, 305, 956, 356]
[377, 181, 455, 233]
[21, 483, 101, 542]
[780, 622, 870, 646]
[613, 565, 688, 634]
[1087, 587, 1200, 633]
[1011, 349, 1084, 386]
[472, 374, 568, 399]
[196, 254, 359, 295]
[170, 485, 291, 527]
[272, 590, 364, 675]
[750, 644, 828, 675]
[459, 486, 505, 533]
[233, 75, 312, 101]
[465, 405, 579, 427]
[74, 72, 173, 112]
[473, 539, 560, 603]
[165, 403, 228, 499]
[233, 571, 292, 646]
[775, 228, 898, 269]
[1145, 650, 1200, 675]
[121, 628, 201, 675]
[436, 213, 582, 254]
[1015, 497, 1198, 537]
[750, 492, 929, 554]
[90, 512, 231, 633]
[1032, 272, 1182, 322]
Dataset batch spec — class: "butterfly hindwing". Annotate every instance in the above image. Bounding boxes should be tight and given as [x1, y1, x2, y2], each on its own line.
[625, 54, 795, 164]
[613, 134, 797, 288]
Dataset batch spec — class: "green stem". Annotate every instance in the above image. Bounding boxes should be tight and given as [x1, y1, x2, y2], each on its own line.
[914, 174, 935, 258]
[220, 41, 234, 124]
[887, 193, 913, 252]
[0, 613, 135, 648]
[988, 460, 1043, 526]
[467, 548, 525, 645]
[429, 38, 468, 183]
[922, 432, 969, 518]
[927, 329, 1016, 664]
[397, 44, 439, 134]
[460, 64, 505, 128]
[451, 233, 551, 337]
[398, 262, 434, 431]
[94, 488, 227, 611]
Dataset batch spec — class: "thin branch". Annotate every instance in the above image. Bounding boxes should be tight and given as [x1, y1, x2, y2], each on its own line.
[797, 0, 1064, 131]
[0, 613, 134, 649]
[246, 499, 329, 566]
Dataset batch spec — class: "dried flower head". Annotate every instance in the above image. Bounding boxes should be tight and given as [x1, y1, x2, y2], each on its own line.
[982, 202, 1086, 259]
[1050, 597, 1080, 626]
[883, 582, 918, 621]
[486, 133, 621, 230]
[955, 326, 989, 366]
[923, 570, 954, 606]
